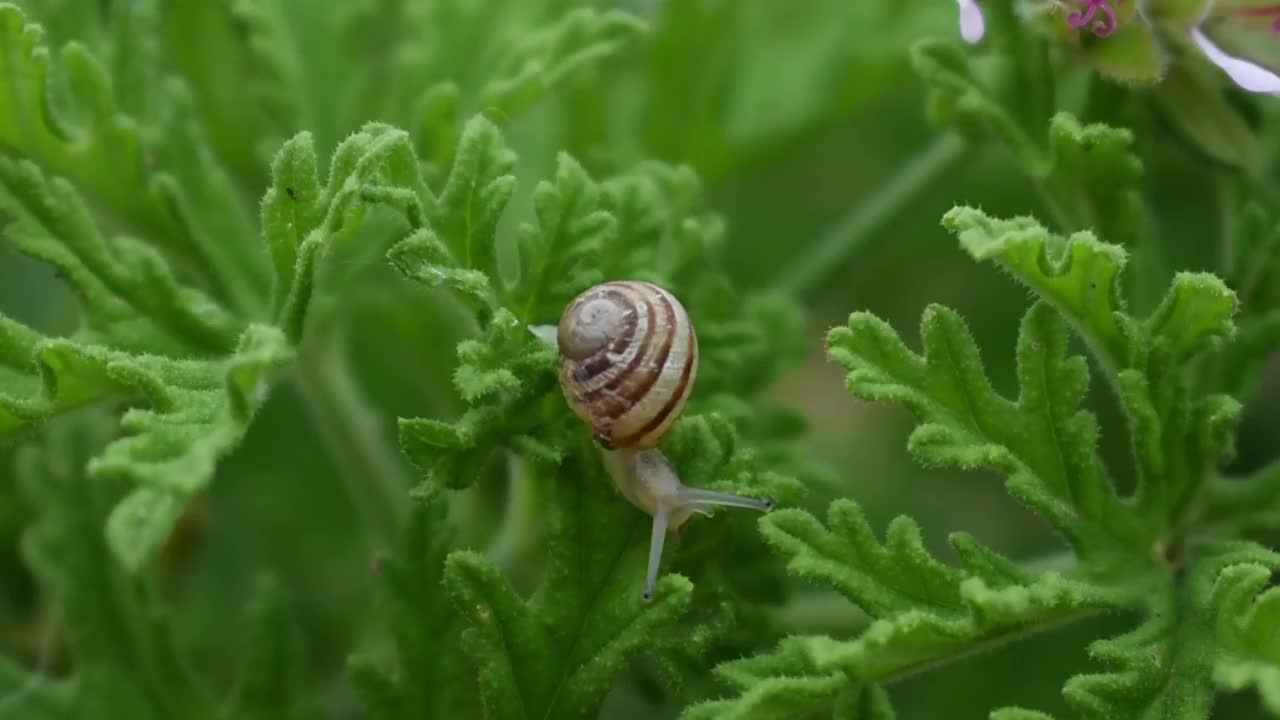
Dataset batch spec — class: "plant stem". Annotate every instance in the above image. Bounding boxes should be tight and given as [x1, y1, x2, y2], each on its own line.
[294, 330, 412, 551]
[773, 133, 969, 298]
[486, 454, 543, 571]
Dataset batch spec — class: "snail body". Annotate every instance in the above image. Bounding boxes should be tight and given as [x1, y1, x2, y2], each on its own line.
[549, 280, 772, 601]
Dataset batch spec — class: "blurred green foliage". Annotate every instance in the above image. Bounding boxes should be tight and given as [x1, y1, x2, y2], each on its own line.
[1, 1, 1279, 719]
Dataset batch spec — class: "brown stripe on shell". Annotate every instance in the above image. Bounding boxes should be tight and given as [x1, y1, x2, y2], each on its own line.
[574, 286, 653, 391]
[568, 286, 639, 383]
[615, 304, 697, 448]
[560, 285, 650, 426]
[583, 286, 674, 411]
[558, 280, 698, 451]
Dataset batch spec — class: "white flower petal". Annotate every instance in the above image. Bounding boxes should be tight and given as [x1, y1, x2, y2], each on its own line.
[1191, 26, 1280, 95]
[956, 0, 985, 44]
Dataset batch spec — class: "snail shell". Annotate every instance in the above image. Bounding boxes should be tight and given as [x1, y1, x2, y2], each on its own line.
[557, 281, 697, 451]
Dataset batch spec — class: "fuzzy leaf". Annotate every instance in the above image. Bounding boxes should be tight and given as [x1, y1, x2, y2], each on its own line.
[230, 575, 320, 720]
[1, 120, 437, 571]
[0, 157, 240, 357]
[14, 416, 217, 720]
[1210, 553, 1280, 713]
[0, 4, 267, 313]
[828, 302, 1144, 561]
[479, 8, 646, 120]
[513, 153, 615, 323]
[349, 491, 475, 720]
[420, 115, 516, 288]
[685, 500, 1118, 718]
[912, 38, 1144, 242]
[445, 454, 695, 720]
[945, 206, 1241, 524]
[398, 308, 562, 492]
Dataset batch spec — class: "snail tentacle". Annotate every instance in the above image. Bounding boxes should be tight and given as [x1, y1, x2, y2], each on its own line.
[676, 487, 774, 514]
[643, 506, 670, 602]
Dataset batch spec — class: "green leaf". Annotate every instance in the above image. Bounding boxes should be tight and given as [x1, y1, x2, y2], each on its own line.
[909, 39, 1044, 171]
[1042, 113, 1145, 248]
[1210, 553, 1280, 713]
[0, 4, 267, 313]
[479, 8, 646, 121]
[945, 206, 1241, 525]
[0, 157, 241, 356]
[397, 308, 562, 492]
[685, 500, 1118, 718]
[1, 119, 437, 571]
[419, 115, 516, 290]
[1057, 543, 1280, 719]
[348, 490, 476, 720]
[513, 152, 615, 323]
[15, 415, 218, 720]
[444, 454, 694, 720]
[230, 575, 321, 720]
[912, 37, 1145, 241]
[828, 302, 1144, 562]
[944, 207, 1134, 372]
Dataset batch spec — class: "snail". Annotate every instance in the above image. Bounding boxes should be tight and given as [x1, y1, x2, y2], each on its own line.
[542, 280, 773, 601]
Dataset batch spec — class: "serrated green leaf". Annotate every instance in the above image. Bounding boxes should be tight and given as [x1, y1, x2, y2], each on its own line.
[688, 510, 1116, 719]
[99, 323, 291, 571]
[1210, 554, 1280, 713]
[946, 206, 1242, 525]
[0, 157, 241, 356]
[15, 416, 217, 720]
[1043, 113, 1145, 247]
[230, 575, 320, 720]
[945, 207, 1135, 372]
[514, 152, 614, 322]
[828, 302, 1144, 561]
[427, 116, 516, 286]
[479, 8, 646, 121]
[444, 454, 696, 720]
[0, 4, 267, 313]
[349, 493, 475, 720]
[1145, 272, 1238, 362]
[397, 308, 561, 492]
[909, 39, 1045, 170]
[387, 228, 496, 315]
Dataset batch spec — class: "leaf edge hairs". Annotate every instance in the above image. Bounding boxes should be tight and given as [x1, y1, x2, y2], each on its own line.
[537, 280, 774, 601]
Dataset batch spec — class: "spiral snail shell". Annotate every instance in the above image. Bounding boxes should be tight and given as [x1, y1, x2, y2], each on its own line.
[548, 281, 773, 602]
[558, 281, 697, 451]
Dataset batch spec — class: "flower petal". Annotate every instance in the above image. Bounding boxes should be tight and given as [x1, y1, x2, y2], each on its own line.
[1191, 26, 1280, 93]
[957, 0, 986, 43]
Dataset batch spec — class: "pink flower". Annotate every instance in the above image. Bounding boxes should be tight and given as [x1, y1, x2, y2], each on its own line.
[956, 0, 985, 43]
[1067, 0, 1122, 37]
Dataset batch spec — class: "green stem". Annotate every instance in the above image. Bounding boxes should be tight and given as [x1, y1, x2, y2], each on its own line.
[773, 133, 969, 297]
[293, 329, 412, 551]
[486, 454, 543, 571]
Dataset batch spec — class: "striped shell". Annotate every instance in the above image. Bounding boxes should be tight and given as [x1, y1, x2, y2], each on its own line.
[557, 281, 697, 450]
